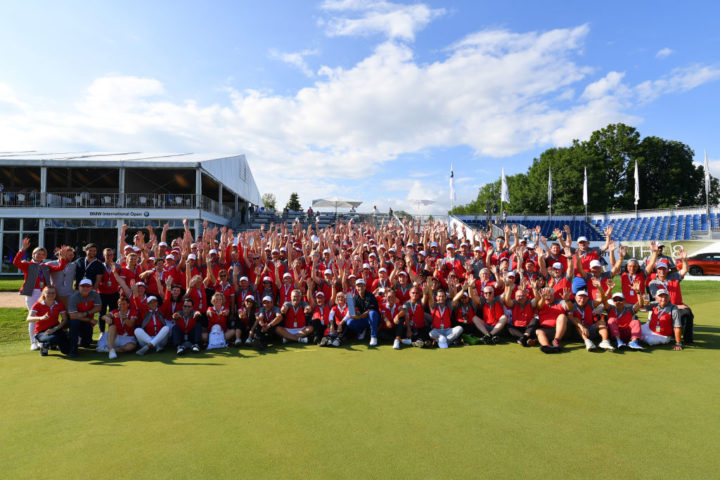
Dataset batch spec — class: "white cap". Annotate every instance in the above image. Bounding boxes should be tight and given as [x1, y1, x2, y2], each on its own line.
[552, 262, 563, 270]
[187, 253, 197, 260]
[446, 243, 456, 250]
[577, 236, 588, 243]
[527, 242, 535, 249]
[148, 257, 156, 262]
[263, 276, 273, 282]
[348, 274, 357, 279]
[419, 251, 427, 256]
[590, 260, 602, 269]
[378, 267, 387, 273]
[280, 247, 287, 252]
[398, 271, 408, 276]
[315, 291, 325, 297]
[473, 246, 482, 251]
[612, 293, 625, 300]
[430, 242, 438, 248]
[262, 296, 273, 303]
[245, 295, 256, 302]
[388, 247, 396, 252]
[159, 242, 168, 247]
[362, 263, 371, 269]
[507, 271, 516, 277]
[657, 241, 665, 247]
[378, 244, 387, 250]
[239, 276, 249, 282]
[271, 249, 279, 254]
[132, 246, 141, 252]
[324, 269, 333, 275]
[283, 272, 292, 278]
[209, 249, 218, 255]
[147, 296, 158, 303]
[79, 278, 93, 286]
[165, 254, 175, 261]
[369, 253, 377, 258]
[460, 243, 469, 247]
[135, 281, 146, 287]
[575, 290, 588, 297]
[655, 288, 669, 296]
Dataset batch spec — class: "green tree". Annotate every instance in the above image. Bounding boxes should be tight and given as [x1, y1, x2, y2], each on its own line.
[261, 193, 276, 210]
[286, 192, 302, 211]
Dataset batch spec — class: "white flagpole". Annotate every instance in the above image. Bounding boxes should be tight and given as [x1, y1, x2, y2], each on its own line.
[583, 166, 588, 220]
[634, 160, 640, 218]
[705, 150, 711, 217]
[548, 166, 552, 219]
[449, 163, 456, 210]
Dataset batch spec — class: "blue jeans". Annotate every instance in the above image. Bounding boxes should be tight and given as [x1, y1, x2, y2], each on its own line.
[172, 323, 202, 346]
[346, 310, 380, 338]
[35, 329, 70, 354]
[69, 319, 93, 355]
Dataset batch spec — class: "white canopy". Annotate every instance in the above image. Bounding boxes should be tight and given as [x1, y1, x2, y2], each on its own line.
[312, 197, 363, 209]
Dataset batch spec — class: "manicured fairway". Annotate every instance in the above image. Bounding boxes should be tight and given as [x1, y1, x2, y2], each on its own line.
[1, 283, 719, 479]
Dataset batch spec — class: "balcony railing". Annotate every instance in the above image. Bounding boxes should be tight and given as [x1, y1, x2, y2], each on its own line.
[0, 191, 233, 217]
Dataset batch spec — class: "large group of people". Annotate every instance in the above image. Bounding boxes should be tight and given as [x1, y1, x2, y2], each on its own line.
[15, 216, 695, 359]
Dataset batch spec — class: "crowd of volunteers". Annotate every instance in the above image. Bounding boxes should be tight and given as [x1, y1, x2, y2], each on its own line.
[14, 216, 694, 359]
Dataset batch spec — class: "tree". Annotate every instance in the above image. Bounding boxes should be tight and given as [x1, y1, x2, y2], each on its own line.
[261, 193, 276, 211]
[286, 192, 302, 211]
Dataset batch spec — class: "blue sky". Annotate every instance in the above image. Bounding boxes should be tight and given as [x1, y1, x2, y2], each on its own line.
[1, 0, 718, 213]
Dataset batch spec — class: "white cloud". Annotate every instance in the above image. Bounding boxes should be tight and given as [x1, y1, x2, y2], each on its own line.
[656, 47, 674, 59]
[321, 0, 445, 41]
[0, 24, 718, 213]
[269, 48, 319, 77]
[636, 64, 720, 103]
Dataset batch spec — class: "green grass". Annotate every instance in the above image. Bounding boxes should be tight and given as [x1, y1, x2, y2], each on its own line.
[1, 282, 719, 479]
[0, 276, 23, 292]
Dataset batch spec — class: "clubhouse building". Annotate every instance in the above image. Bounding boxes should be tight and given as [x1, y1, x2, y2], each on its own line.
[0, 152, 261, 275]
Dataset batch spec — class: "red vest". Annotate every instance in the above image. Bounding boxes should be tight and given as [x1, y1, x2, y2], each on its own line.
[431, 304, 451, 329]
[284, 305, 306, 328]
[512, 302, 534, 328]
[649, 307, 674, 337]
[405, 301, 425, 329]
[482, 301, 503, 326]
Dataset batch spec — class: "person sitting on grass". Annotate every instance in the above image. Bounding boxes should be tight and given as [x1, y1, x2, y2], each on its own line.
[378, 288, 406, 349]
[502, 278, 538, 347]
[308, 290, 333, 345]
[204, 292, 232, 350]
[535, 286, 572, 354]
[428, 289, 463, 349]
[641, 289, 684, 351]
[237, 295, 258, 346]
[646, 249, 693, 345]
[568, 280, 614, 352]
[172, 298, 202, 355]
[26, 286, 70, 357]
[100, 294, 138, 359]
[404, 286, 431, 348]
[476, 285, 508, 344]
[134, 296, 170, 355]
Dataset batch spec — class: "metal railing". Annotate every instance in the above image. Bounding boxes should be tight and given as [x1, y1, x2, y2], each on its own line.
[0, 191, 234, 217]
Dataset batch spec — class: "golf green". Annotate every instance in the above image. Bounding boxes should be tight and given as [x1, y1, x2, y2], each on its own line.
[1, 282, 719, 479]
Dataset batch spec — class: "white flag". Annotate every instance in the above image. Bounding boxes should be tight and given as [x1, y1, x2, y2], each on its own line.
[449, 163, 456, 207]
[634, 160, 640, 205]
[705, 150, 711, 198]
[501, 167, 510, 204]
[548, 166, 552, 206]
[583, 167, 588, 206]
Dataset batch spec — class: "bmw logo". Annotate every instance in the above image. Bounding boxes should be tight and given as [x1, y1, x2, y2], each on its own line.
[143, 211, 150, 217]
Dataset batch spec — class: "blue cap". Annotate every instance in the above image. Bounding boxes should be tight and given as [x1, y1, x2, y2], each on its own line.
[571, 276, 587, 295]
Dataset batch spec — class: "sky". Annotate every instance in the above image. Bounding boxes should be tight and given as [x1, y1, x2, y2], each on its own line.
[1, 0, 719, 213]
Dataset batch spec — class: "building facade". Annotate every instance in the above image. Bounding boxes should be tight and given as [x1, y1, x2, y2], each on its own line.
[0, 152, 261, 274]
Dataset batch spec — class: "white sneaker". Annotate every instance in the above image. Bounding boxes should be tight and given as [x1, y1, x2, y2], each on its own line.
[234, 338, 242, 346]
[357, 330, 366, 340]
[96, 346, 109, 353]
[108, 349, 117, 360]
[282, 338, 289, 344]
[369, 336, 378, 346]
[599, 340, 615, 351]
[438, 335, 449, 349]
[401, 338, 412, 345]
[136, 345, 150, 356]
[332, 338, 341, 347]
[245, 337, 252, 345]
[155, 345, 164, 353]
[298, 336, 308, 344]
[393, 339, 401, 350]
[30, 342, 39, 351]
[584, 339, 597, 351]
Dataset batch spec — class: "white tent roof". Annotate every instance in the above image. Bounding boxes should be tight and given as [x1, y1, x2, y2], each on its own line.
[0, 151, 261, 205]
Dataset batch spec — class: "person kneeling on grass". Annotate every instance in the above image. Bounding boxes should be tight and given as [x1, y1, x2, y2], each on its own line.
[452, 277, 485, 345]
[641, 289, 684, 351]
[348, 279, 381, 347]
[204, 292, 233, 350]
[134, 296, 170, 355]
[502, 279, 538, 347]
[535, 286, 572, 354]
[379, 289, 407, 349]
[100, 295, 138, 359]
[428, 289, 463, 349]
[605, 292, 643, 350]
[275, 289, 313, 344]
[477, 285, 508, 344]
[67, 278, 102, 358]
[248, 296, 281, 349]
[323, 291, 351, 347]
[172, 298, 202, 355]
[569, 279, 615, 352]
[26, 286, 70, 357]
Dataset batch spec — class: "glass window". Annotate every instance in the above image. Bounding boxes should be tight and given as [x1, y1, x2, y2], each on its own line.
[23, 219, 39, 231]
[2, 233, 20, 273]
[4, 219, 20, 231]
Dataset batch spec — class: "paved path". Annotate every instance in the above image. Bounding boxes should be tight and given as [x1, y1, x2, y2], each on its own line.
[0, 292, 26, 308]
